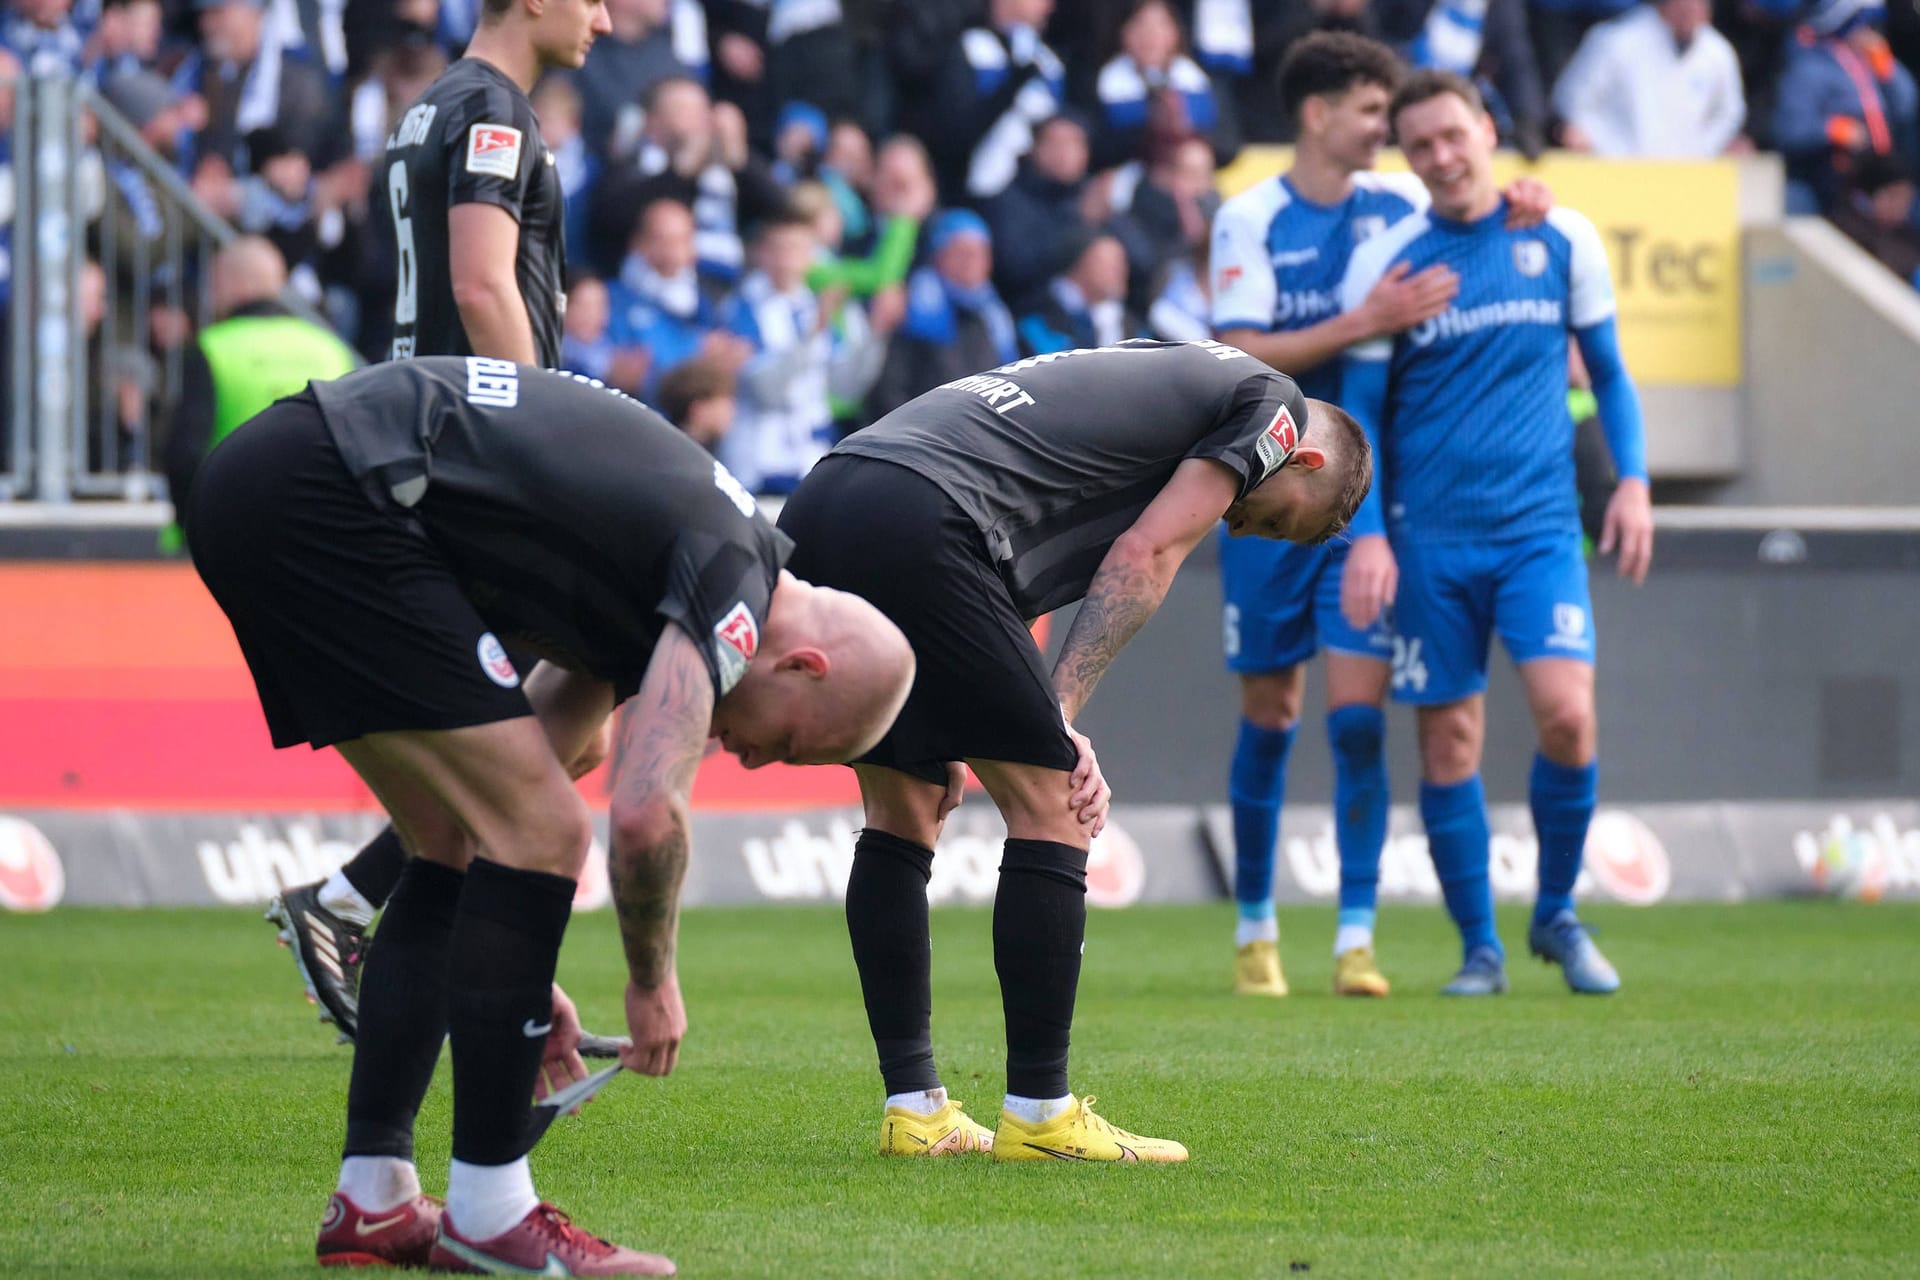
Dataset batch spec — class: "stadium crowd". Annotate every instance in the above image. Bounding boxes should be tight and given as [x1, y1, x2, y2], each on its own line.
[4, 0, 1920, 492]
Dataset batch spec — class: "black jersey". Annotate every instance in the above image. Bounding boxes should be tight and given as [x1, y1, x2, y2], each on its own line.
[383, 58, 567, 366]
[832, 339, 1310, 618]
[310, 358, 791, 700]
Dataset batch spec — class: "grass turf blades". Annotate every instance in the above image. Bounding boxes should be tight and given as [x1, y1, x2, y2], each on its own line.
[1, 901, 1915, 1278]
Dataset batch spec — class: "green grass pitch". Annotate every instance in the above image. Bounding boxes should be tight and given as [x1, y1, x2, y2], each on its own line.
[2, 901, 1917, 1278]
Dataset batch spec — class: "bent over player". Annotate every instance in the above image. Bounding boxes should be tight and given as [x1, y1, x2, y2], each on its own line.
[267, 0, 612, 1031]
[189, 358, 913, 1273]
[778, 339, 1372, 1163]
[1338, 72, 1654, 997]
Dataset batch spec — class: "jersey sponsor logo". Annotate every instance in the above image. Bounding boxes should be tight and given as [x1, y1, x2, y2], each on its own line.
[1216, 263, 1244, 290]
[0, 816, 64, 912]
[1408, 298, 1564, 347]
[1513, 239, 1548, 277]
[477, 633, 521, 688]
[1272, 289, 1339, 326]
[1252, 402, 1299, 480]
[713, 602, 759, 695]
[465, 122, 523, 179]
[1269, 246, 1319, 268]
[465, 357, 519, 408]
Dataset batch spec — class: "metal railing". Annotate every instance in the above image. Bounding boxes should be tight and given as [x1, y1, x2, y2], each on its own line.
[3, 72, 325, 503]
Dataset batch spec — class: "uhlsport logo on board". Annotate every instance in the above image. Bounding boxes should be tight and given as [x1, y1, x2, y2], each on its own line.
[739, 814, 1146, 907]
[0, 815, 65, 911]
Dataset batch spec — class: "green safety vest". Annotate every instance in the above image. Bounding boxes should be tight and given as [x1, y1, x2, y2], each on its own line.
[197, 313, 360, 450]
[160, 312, 360, 554]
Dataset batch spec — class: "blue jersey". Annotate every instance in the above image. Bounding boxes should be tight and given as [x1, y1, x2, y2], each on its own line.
[1209, 172, 1427, 404]
[1340, 203, 1618, 543]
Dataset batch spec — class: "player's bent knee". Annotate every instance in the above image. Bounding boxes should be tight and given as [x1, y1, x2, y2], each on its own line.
[502, 789, 595, 879]
[1240, 669, 1305, 729]
[1416, 705, 1482, 783]
[1327, 704, 1385, 761]
[1535, 701, 1597, 766]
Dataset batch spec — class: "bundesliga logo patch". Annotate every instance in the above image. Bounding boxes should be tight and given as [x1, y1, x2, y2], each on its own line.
[1253, 402, 1299, 480]
[465, 123, 522, 179]
[713, 603, 759, 695]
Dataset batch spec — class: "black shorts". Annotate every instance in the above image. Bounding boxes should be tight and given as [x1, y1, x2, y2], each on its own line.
[186, 391, 532, 749]
[778, 454, 1077, 785]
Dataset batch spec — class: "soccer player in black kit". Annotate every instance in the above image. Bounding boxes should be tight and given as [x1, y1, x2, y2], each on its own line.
[778, 339, 1372, 1163]
[190, 358, 915, 1273]
[266, 0, 611, 1037]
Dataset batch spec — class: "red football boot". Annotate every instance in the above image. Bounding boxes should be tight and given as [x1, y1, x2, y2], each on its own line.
[317, 1192, 443, 1268]
[429, 1202, 675, 1276]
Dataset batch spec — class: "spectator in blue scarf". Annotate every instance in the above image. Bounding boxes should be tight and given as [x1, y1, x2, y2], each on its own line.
[866, 209, 1018, 419]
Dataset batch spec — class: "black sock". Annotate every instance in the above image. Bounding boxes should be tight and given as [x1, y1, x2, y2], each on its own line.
[344, 858, 464, 1159]
[994, 838, 1089, 1101]
[845, 829, 939, 1095]
[447, 859, 575, 1166]
[341, 826, 409, 909]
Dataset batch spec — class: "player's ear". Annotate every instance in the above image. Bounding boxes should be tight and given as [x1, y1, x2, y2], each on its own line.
[1301, 95, 1326, 136]
[775, 647, 830, 678]
[1288, 445, 1328, 473]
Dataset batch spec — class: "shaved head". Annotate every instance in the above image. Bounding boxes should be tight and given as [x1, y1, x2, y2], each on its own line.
[709, 574, 914, 769]
[211, 235, 286, 318]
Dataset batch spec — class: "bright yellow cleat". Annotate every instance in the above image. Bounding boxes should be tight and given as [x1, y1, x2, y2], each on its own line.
[879, 1099, 994, 1156]
[1233, 939, 1288, 996]
[992, 1095, 1188, 1163]
[1334, 945, 1391, 997]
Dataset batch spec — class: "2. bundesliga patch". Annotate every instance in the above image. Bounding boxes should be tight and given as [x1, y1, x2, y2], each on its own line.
[465, 122, 522, 179]
[1253, 402, 1299, 480]
[712, 602, 759, 696]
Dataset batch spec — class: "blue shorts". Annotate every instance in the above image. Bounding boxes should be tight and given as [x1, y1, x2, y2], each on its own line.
[1387, 532, 1594, 705]
[1218, 530, 1393, 674]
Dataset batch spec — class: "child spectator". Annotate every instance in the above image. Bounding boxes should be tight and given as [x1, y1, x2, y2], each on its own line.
[655, 352, 738, 452]
[720, 210, 886, 493]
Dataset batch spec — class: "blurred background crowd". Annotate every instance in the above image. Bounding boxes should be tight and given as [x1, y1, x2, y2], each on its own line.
[3, 0, 1917, 494]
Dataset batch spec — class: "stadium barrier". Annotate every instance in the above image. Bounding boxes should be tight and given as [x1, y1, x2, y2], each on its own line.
[2, 72, 325, 502]
[2, 799, 1915, 913]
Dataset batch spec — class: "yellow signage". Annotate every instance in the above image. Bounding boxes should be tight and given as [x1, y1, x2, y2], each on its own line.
[1215, 148, 1742, 387]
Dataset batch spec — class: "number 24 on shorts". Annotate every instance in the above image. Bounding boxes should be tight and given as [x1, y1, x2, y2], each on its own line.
[1391, 636, 1428, 694]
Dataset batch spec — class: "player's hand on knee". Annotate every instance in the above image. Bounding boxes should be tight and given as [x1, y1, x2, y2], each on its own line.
[1501, 176, 1555, 227]
[1599, 478, 1654, 584]
[1342, 535, 1398, 630]
[535, 983, 590, 1110]
[937, 761, 967, 821]
[1064, 722, 1110, 838]
[621, 974, 686, 1077]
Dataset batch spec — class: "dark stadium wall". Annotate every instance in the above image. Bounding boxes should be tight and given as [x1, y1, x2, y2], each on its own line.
[1060, 528, 1920, 806]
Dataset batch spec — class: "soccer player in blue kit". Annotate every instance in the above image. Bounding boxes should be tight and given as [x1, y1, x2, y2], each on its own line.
[1210, 33, 1551, 998]
[1338, 70, 1655, 995]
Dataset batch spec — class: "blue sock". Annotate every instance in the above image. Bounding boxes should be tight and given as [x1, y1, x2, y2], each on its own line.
[1420, 776, 1500, 959]
[1327, 705, 1388, 932]
[1229, 719, 1294, 921]
[1531, 754, 1598, 924]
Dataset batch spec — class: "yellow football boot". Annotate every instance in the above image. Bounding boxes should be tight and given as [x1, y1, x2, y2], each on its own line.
[878, 1098, 994, 1156]
[1333, 945, 1391, 997]
[1233, 939, 1289, 996]
[991, 1096, 1188, 1163]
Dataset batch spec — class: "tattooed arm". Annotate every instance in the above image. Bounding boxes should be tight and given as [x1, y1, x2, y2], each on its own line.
[606, 623, 716, 1076]
[1051, 458, 1244, 721]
